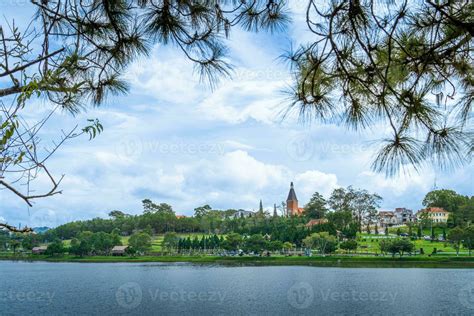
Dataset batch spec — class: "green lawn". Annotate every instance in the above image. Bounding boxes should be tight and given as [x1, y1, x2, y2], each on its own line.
[356, 231, 464, 255]
[387, 226, 449, 236]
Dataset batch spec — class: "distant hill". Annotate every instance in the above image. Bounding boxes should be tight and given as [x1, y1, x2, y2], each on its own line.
[33, 227, 50, 234]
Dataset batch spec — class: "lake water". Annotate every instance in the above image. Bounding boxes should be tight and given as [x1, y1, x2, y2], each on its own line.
[1, 261, 474, 315]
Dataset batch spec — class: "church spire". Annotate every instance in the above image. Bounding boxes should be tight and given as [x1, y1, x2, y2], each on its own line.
[273, 204, 278, 217]
[286, 182, 301, 216]
[287, 182, 297, 202]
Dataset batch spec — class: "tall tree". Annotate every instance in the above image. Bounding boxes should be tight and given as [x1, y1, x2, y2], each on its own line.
[328, 187, 353, 212]
[163, 232, 179, 252]
[142, 199, 174, 215]
[463, 226, 474, 256]
[304, 192, 328, 219]
[448, 227, 465, 256]
[108, 210, 127, 219]
[221, 233, 243, 251]
[194, 205, 212, 218]
[128, 231, 152, 254]
[328, 186, 382, 233]
[422, 189, 468, 213]
[304, 232, 337, 256]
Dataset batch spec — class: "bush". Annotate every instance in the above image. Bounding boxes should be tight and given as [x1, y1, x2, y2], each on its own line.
[128, 232, 152, 255]
[45, 239, 65, 256]
[340, 240, 358, 253]
[303, 232, 337, 255]
[380, 239, 414, 257]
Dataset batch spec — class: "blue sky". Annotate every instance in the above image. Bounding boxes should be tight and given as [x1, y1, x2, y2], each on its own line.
[0, 2, 472, 228]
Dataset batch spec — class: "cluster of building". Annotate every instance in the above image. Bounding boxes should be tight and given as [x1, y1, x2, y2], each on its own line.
[378, 208, 416, 227]
[378, 207, 450, 227]
[231, 182, 305, 219]
[230, 182, 451, 228]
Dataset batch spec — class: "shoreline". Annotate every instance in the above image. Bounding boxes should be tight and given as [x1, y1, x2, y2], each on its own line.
[1, 255, 474, 268]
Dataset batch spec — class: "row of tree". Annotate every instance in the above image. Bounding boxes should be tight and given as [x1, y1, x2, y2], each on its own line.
[69, 231, 122, 256]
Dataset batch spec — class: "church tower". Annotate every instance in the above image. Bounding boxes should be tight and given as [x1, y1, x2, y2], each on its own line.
[286, 182, 301, 216]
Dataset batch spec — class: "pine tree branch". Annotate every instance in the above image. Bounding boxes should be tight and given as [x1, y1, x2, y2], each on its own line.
[0, 223, 33, 233]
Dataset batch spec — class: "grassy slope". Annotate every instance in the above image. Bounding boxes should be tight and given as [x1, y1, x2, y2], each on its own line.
[356, 234, 459, 254]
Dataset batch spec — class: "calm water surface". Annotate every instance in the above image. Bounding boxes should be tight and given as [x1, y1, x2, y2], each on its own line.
[1, 261, 474, 315]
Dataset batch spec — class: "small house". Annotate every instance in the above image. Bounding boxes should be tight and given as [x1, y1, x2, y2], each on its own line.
[111, 245, 128, 256]
[231, 209, 255, 219]
[417, 207, 450, 223]
[378, 211, 397, 227]
[32, 246, 48, 254]
[394, 208, 415, 224]
[305, 219, 328, 228]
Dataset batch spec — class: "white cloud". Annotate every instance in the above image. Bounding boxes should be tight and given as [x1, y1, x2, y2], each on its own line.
[196, 77, 287, 124]
[124, 46, 204, 104]
[357, 170, 433, 196]
[295, 170, 339, 200]
[222, 140, 255, 151]
[184, 150, 288, 191]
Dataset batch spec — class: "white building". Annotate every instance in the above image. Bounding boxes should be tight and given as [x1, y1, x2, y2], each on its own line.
[378, 211, 398, 227]
[231, 209, 255, 219]
[394, 208, 416, 224]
